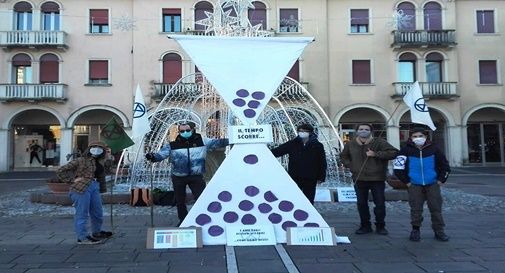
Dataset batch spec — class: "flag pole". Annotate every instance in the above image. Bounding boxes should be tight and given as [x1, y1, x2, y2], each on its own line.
[149, 161, 155, 228]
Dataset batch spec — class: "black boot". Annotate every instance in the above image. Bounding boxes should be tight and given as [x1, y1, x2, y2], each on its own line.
[355, 223, 373, 234]
[375, 223, 389, 235]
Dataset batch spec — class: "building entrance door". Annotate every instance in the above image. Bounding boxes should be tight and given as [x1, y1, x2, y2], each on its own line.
[467, 123, 504, 165]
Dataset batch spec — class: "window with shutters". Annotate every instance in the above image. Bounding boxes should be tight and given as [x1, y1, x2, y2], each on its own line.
[162, 8, 182, 32]
[352, 60, 372, 84]
[476, 10, 495, 34]
[40, 53, 59, 84]
[279, 9, 299, 33]
[423, 2, 442, 31]
[398, 53, 417, 82]
[162, 53, 182, 84]
[89, 9, 109, 34]
[194, 1, 213, 31]
[14, 1, 33, 31]
[41, 2, 60, 31]
[396, 2, 416, 31]
[248, 1, 267, 30]
[479, 60, 498, 84]
[350, 9, 369, 33]
[88, 60, 109, 84]
[425, 52, 444, 83]
[12, 53, 32, 84]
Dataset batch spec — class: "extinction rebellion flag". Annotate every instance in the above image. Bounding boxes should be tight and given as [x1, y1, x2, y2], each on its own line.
[100, 118, 134, 153]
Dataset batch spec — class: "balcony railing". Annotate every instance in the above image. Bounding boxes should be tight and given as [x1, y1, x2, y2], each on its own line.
[0, 31, 68, 49]
[392, 82, 458, 99]
[392, 30, 456, 48]
[0, 84, 67, 102]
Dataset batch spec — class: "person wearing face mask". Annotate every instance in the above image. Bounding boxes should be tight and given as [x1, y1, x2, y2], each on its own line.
[270, 123, 327, 204]
[393, 126, 451, 242]
[56, 141, 114, 245]
[145, 122, 229, 225]
[340, 123, 398, 235]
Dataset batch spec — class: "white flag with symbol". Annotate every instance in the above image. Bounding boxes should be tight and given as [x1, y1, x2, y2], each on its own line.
[132, 84, 150, 139]
[403, 81, 436, 131]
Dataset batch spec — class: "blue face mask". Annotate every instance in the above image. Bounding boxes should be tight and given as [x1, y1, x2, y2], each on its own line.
[180, 131, 192, 139]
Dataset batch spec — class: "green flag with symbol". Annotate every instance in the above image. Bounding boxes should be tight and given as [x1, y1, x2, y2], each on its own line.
[100, 118, 134, 153]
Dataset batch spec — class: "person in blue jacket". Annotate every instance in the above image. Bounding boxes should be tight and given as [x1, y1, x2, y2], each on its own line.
[393, 126, 450, 242]
[145, 122, 228, 225]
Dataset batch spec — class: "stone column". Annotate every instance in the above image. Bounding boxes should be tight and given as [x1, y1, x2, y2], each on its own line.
[461, 125, 469, 165]
[447, 125, 463, 167]
[32, 10, 41, 30]
[59, 127, 72, 166]
[0, 129, 10, 172]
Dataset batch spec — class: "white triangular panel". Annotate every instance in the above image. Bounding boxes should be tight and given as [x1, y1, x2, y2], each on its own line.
[169, 35, 313, 125]
[180, 143, 329, 245]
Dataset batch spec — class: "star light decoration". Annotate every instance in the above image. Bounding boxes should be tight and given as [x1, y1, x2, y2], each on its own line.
[113, 14, 137, 31]
[195, 0, 273, 37]
[388, 9, 415, 30]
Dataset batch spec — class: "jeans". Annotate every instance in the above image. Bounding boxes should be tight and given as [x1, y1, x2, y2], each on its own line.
[293, 178, 318, 204]
[172, 175, 206, 221]
[354, 181, 386, 226]
[69, 180, 103, 240]
[408, 183, 445, 232]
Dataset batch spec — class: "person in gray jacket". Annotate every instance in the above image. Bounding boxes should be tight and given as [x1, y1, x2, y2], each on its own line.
[145, 122, 228, 225]
[340, 123, 398, 235]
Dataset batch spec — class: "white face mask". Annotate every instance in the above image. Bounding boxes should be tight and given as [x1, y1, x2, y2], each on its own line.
[89, 147, 103, 156]
[412, 137, 426, 146]
[298, 132, 310, 139]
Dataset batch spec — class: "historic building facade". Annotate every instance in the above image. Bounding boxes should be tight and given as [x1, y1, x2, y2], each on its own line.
[0, 0, 504, 171]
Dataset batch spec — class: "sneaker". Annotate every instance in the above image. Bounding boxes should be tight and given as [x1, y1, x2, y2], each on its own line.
[92, 231, 113, 239]
[434, 232, 450, 242]
[409, 229, 421, 242]
[375, 225, 389, 235]
[355, 225, 373, 234]
[77, 235, 103, 245]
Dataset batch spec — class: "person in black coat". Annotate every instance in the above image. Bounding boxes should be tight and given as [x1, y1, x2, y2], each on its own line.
[271, 124, 327, 204]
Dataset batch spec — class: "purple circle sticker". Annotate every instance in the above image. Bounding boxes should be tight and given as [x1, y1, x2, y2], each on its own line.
[258, 203, 272, 213]
[223, 211, 239, 223]
[218, 191, 232, 202]
[281, 221, 297, 231]
[236, 89, 249, 98]
[207, 201, 222, 213]
[268, 213, 282, 224]
[264, 191, 278, 202]
[243, 154, 258, 165]
[208, 225, 224, 237]
[233, 98, 246, 107]
[293, 209, 309, 221]
[245, 186, 259, 197]
[238, 200, 254, 211]
[251, 91, 265, 100]
[279, 200, 294, 212]
[304, 223, 320, 227]
[243, 109, 256, 118]
[247, 100, 260, 109]
[195, 214, 211, 226]
[241, 214, 257, 225]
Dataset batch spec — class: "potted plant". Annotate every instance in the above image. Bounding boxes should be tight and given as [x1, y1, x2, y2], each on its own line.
[46, 178, 70, 193]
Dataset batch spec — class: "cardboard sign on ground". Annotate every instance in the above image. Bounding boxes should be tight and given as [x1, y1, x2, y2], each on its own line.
[287, 227, 336, 246]
[146, 227, 202, 249]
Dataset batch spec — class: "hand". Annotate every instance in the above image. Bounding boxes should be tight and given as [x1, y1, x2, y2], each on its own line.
[145, 153, 155, 162]
[406, 183, 412, 187]
[366, 149, 376, 157]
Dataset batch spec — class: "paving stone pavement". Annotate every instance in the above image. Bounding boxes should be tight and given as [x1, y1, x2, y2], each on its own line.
[1, 168, 504, 273]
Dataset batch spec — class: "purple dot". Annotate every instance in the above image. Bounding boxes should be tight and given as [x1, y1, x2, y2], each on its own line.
[207, 202, 222, 213]
[251, 91, 265, 100]
[244, 109, 256, 118]
[268, 213, 282, 224]
[208, 225, 224, 237]
[218, 191, 232, 202]
[195, 214, 211, 226]
[279, 201, 294, 212]
[264, 191, 278, 202]
[236, 89, 249, 97]
[245, 186, 259, 197]
[282, 221, 297, 231]
[223, 211, 239, 223]
[238, 200, 254, 211]
[293, 209, 309, 221]
[243, 154, 258, 164]
[247, 100, 260, 109]
[241, 214, 257, 225]
[304, 223, 320, 227]
[258, 203, 272, 213]
[233, 98, 246, 107]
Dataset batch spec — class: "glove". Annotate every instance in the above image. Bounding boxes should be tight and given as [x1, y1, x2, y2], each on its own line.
[145, 153, 155, 162]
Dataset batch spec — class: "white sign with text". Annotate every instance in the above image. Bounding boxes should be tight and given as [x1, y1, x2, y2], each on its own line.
[336, 187, 357, 202]
[147, 227, 202, 249]
[287, 227, 336, 246]
[228, 125, 273, 144]
[226, 225, 276, 246]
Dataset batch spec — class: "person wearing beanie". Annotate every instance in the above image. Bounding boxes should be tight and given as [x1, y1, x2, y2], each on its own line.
[340, 123, 399, 235]
[56, 141, 114, 244]
[271, 123, 327, 204]
[393, 126, 451, 242]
